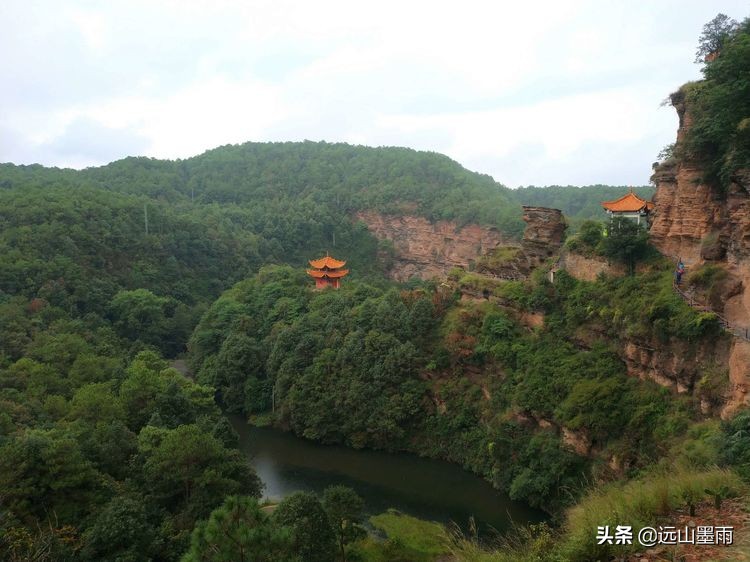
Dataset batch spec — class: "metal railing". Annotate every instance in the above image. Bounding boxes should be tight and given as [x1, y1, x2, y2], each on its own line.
[672, 280, 750, 341]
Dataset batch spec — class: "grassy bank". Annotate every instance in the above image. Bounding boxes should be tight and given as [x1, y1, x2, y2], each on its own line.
[351, 510, 451, 561]
[447, 467, 745, 561]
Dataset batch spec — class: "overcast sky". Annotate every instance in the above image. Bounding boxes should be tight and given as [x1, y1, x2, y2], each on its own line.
[1, 1, 747, 186]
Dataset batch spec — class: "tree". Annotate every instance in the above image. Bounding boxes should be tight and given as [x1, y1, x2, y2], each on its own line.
[272, 492, 337, 562]
[81, 496, 155, 562]
[695, 13, 739, 63]
[0, 429, 101, 524]
[322, 486, 366, 562]
[119, 357, 167, 430]
[599, 218, 650, 275]
[182, 496, 294, 562]
[67, 382, 124, 424]
[214, 332, 263, 413]
[140, 424, 262, 523]
[577, 220, 603, 249]
[108, 289, 170, 349]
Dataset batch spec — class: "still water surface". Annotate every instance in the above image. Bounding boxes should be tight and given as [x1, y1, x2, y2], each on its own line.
[229, 415, 546, 533]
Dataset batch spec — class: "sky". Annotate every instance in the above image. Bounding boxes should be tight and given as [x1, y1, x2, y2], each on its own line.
[1, 1, 748, 187]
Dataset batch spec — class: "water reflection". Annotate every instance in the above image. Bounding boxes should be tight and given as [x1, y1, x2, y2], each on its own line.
[229, 415, 545, 533]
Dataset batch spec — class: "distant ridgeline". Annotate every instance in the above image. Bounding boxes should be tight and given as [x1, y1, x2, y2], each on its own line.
[0, 141, 524, 232]
[0, 143, 523, 304]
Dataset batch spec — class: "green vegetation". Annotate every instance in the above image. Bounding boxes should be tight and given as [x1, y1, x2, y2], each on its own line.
[687, 263, 730, 308]
[560, 467, 743, 560]
[448, 466, 745, 561]
[682, 15, 750, 188]
[695, 13, 741, 62]
[182, 496, 294, 562]
[323, 486, 367, 562]
[565, 217, 655, 274]
[0, 141, 526, 239]
[183, 486, 374, 562]
[599, 218, 652, 274]
[1, 22, 749, 557]
[189, 253, 724, 516]
[352, 510, 450, 562]
[0, 344, 261, 560]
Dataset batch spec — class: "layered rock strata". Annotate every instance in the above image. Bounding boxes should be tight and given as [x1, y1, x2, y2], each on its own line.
[356, 206, 566, 282]
[355, 210, 506, 281]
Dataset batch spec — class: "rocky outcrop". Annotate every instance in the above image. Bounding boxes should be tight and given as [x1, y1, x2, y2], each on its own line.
[475, 207, 567, 280]
[650, 89, 750, 266]
[650, 88, 750, 336]
[520, 206, 567, 266]
[723, 339, 750, 419]
[561, 426, 593, 456]
[619, 337, 730, 394]
[612, 331, 750, 419]
[355, 210, 506, 281]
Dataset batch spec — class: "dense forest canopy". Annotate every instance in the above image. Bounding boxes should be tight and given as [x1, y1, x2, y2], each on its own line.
[0, 143, 646, 351]
[0, 142, 525, 232]
[1, 133, 721, 562]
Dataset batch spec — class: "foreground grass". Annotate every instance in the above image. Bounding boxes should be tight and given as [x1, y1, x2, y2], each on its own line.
[449, 467, 745, 562]
[560, 467, 745, 560]
[350, 509, 450, 561]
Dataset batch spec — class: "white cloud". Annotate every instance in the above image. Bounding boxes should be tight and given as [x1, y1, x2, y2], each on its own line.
[1, 0, 748, 184]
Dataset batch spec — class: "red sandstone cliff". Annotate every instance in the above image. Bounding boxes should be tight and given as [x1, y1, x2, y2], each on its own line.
[649, 88, 750, 417]
[650, 90, 750, 267]
[356, 207, 566, 282]
[650, 89, 750, 329]
[355, 210, 507, 281]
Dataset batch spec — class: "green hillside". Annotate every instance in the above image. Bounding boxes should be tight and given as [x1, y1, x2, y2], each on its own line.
[0, 142, 528, 332]
[0, 135, 744, 560]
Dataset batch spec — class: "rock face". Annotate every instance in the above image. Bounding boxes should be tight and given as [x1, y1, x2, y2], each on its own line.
[650, 88, 750, 329]
[650, 89, 750, 268]
[560, 252, 625, 282]
[520, 206, 567, 266]
[475, 207, 566, 280]
[355, 210, 505, 281]
[356, 207, 566, 282]
[647, 87, 750, 417]
[620, 337, 729, 394]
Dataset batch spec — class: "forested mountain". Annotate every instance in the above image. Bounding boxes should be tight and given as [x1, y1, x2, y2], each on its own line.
[4, 7, 750, 561]
[1, 134, 737, 561]
[0, 143, 527, 327]
[0, 145, 651, 323]
[1, 141, 526, 230]
[0, 143, 531, 560]
[0, 144, 644, 357]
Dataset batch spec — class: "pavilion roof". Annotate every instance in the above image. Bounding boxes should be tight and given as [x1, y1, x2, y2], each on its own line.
[601, 191, 654, 213]
[309, 255, 347, 269]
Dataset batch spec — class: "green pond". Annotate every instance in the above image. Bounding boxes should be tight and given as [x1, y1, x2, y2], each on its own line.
[229, 415, 546, 533]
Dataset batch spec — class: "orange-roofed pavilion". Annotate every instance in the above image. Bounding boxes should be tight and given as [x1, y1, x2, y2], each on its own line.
[307, 254, 349, 289]
[601, 189, 654, 225]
